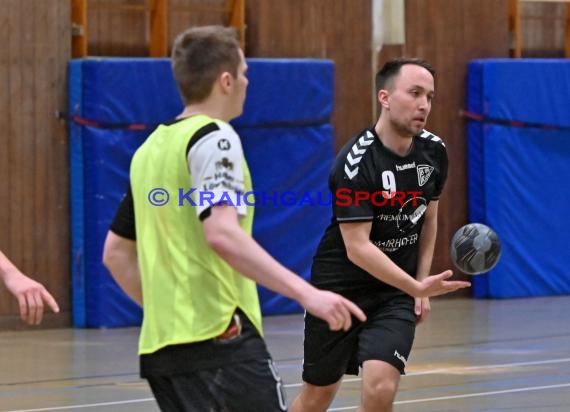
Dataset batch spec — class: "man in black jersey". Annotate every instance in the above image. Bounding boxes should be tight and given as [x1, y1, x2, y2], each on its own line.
[290, 58, 470, 412]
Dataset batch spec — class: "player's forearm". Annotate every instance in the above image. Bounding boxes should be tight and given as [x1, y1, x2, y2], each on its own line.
[109, 262, 142, 306]
[346, 242, 419, 295]
[416, 216, 437, 281]
[102, 234, 143, 306]
[0, 251, 19, 283]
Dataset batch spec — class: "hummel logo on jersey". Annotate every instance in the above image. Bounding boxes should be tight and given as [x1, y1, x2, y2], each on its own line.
[396, 162, 416, 172]
[417, 165, 434, 186]
[344, 131, 375, 180]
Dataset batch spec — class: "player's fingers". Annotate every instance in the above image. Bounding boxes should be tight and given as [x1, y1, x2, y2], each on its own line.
[33, 291, 44, 325]
[342, 298, 366, 322]
[27, 291, 41, 325]
[420, 303, 431, 322]
[41, 289, 60, 314]
[321, 306, 341, 331]
[17, 294, 29, 324]
[336, 303, 352, 331]
[333, 304, 349, 330]
[327, 315, 342, 331]
[438, 270, 453, 280]
[333, 304, 352, 331]
[25, 291, 39, 325]
[414, 299, 422, 316]
[440, 280, 470, 295]
[450, 280, 471, 290]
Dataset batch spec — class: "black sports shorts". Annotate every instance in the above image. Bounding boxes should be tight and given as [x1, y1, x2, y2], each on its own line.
[147, 357, 287, 412]
[302, 293, 416, 386]
[143, 311, 287, 411]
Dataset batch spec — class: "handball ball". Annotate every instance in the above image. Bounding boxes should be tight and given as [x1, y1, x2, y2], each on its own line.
[450, 223, 501, 275]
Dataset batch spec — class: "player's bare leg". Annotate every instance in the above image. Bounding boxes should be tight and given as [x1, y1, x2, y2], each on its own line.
[289, 379, 342, 412]
[357, 360, 401, 412]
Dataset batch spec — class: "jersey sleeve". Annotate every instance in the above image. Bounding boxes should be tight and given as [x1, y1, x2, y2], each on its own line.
[431, 143, 449, 200]
[109, 185, 136, 240]
[331, 155, 376, 223]
[188, 122, 247, 220]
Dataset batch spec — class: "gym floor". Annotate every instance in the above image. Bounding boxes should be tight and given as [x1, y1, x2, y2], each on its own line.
[1, 296, 570, 411]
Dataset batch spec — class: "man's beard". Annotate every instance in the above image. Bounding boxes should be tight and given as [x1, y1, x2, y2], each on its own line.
[391, 118, 421, 137]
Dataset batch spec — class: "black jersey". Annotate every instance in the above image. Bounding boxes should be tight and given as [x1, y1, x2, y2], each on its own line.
[311, 127, 448, 296]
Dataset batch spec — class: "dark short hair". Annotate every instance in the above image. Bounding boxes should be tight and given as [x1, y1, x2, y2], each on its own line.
[171, 25, 241, 104]
[375, 58, 435, 94]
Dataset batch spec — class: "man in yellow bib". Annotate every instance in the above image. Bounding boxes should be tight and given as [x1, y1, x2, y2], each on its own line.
[103, 25, 365, 412]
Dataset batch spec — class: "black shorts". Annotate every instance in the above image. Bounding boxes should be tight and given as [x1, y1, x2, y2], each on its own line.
[142, 312, 287, 411]
[147, 358, 287, 412]
[302, 294, 416, 386]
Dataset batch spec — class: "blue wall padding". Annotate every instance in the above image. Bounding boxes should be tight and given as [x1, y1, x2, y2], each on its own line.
[82, 128, 148, 327]
[241, 125, 334, 315]
[234, 59, 334, 127]
[467, 59, 570, 298]
[78, 59, 183, 124]
[69, 58, 334, 327]
[69, 62, 87, 327]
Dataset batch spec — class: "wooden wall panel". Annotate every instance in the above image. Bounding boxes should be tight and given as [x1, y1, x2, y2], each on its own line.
[378, 0, 510, 284]
[247, 0, 329, 57]
[521, 1, 566, 56]
[0, 0, 70, 329]
[87, 0, 148, 56]
[86, 0, 229, 56]
[169, 0, 228, 44]
[246, 0, 373, 151]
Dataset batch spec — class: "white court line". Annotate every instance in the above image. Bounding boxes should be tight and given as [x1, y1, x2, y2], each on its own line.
[5, 398, 154, 412]
[328, 382, 570, 411]
[7, 383, 570, 412]
[283, 356, 570, 387]
[6, 357, 570, 412]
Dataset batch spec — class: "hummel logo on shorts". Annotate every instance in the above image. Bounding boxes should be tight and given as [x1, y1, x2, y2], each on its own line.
[394, 349, 407, 366]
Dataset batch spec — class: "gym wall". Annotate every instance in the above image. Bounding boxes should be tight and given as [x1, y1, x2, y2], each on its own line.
[3, 0, 565, 327]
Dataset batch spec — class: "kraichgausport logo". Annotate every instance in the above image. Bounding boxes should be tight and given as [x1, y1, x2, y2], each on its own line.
[146, 188, 424, 208]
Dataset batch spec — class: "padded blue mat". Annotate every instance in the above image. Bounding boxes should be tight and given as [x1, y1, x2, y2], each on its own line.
[467, 59, 570, 298]
[69, 58, 334, 327]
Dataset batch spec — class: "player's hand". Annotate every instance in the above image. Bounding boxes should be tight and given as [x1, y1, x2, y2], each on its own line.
[303, 289, 366, 331]
[415, 270, 471, 298]
[414, 297, 431, 324]
[3, 271, 60, 325]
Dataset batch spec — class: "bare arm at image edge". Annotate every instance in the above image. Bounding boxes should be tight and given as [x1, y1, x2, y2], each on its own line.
[0, 250, 60, 325]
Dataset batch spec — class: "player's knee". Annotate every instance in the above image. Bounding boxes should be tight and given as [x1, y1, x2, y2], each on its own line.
[292, 383, 338, 412]
[362, 377, 398, 407]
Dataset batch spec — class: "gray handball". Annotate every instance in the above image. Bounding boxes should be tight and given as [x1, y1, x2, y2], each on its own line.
[450, 223, 501, 275]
